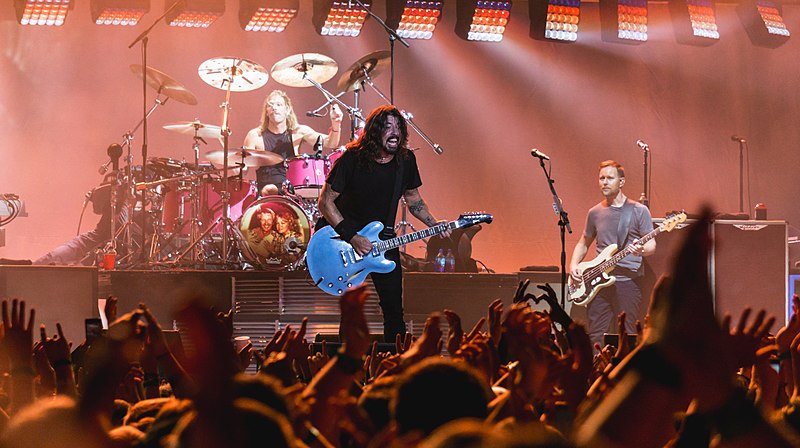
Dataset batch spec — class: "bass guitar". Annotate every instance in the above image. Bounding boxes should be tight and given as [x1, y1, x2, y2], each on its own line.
[568, 212, 687, 306]
[306, 213, 493, 296]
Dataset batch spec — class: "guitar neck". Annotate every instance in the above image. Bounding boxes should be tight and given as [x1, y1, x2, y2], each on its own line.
[599, 226, 663, 272]
[374, 221, 455, 252]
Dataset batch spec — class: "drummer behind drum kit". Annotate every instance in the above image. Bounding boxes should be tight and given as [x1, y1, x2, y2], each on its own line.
[104, 51, 395, 271]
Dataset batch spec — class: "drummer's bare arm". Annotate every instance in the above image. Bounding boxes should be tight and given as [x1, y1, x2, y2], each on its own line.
[404, 188, 451, 238]
[324, 104, 343, 148]
[243, 128, 265, 150]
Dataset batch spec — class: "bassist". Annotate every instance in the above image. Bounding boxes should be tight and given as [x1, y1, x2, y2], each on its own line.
[569, 160, 655, 349]
[317, 105, 450, 343]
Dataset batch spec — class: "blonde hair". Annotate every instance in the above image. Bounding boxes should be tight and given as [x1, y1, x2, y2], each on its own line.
[258, 90, 298, 134]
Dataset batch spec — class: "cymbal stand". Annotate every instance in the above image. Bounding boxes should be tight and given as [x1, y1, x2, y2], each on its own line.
[188, 127, 208, 263]
[302, 74, 365, 124]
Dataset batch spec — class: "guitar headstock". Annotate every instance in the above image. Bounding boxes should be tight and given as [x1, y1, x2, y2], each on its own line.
[660, 211, 688, 232]
[456, 212, 493, 228]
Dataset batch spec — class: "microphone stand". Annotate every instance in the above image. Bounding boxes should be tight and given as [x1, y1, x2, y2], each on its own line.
[736, 139, 746, 214]
[348, 0, 409, 104]
[536, 157, 572, 307]
[638, 143, 650, 209]
[127, 0, 181, 265]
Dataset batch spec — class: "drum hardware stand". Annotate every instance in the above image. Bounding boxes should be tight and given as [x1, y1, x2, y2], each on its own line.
[534, 155, 572, 308]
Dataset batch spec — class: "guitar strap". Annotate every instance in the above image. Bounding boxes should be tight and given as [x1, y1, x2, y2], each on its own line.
[383, 155, 404, 238]
[617, 198, 635, 249]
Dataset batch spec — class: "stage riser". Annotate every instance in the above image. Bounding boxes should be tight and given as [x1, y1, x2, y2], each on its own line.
[0, 266, 97, 346]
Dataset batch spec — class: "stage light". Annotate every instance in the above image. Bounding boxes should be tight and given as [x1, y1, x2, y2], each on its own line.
[600, 0, 647, 43]
[91, 0, 150, 26]
[455, 0, 511, 42]
[386, 0, 443, 40]
[165, 0, 225, 28]
[15, 0, 74, 26]
[239, 0, 298, 32]
[737, 0, 790, 48]
[313, 0, 371, 37]
[529, 0, 580, 42]
[669, 0, 719, 45]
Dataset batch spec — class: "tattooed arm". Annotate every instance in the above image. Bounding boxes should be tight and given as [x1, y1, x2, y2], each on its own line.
[404, 188, 452, 237]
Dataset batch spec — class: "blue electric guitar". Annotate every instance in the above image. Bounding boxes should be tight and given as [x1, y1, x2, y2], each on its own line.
[306, 213, 493, 296]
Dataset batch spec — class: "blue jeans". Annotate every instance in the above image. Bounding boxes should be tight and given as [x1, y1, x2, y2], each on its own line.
[586, 277, 643, 349]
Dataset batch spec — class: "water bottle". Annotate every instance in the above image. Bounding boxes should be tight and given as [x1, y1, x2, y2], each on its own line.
[434, 249, 446, 273]
[445, 249, 456, 272]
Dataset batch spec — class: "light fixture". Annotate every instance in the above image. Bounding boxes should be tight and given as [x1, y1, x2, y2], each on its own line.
[600, 0, 647, 43]
[669, 0, 719, 45]
[165, 0, 225, 28]
[15, 0, 74, 26]
[455, 0, 511, 42]
[386, 0, 444, 40]
[91, 0, 150, 26]
[313, 0, 371, 37]
[737, 0, 790, 48]
[239, 0, 299, 32]
[529, 0, 580, 42]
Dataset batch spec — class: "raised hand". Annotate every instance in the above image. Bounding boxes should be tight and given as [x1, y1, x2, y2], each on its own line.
[776, 295, 800, 353]
[39, 323, 71, 367]
[535, 283, 572, 329]
[488, 299, 503, 348]
[340, 286, 371, 359]
[1, 299, 35, 369]
[443, 309, 464, 356]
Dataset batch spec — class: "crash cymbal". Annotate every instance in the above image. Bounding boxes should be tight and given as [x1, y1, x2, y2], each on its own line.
[198, 57, 269, 92]
[336, 50, 391, 93]
[130, 65, 198, 105]
[163, 121, 224, 139]
[205, 148, 284, 167]
[270, 53, 338, 88]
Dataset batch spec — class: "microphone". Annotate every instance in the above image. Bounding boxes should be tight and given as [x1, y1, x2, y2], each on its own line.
[306, 111, 324, 117]
[731, 135, 746, 143]
[636, 140, 649, 150]
[98, 161, 112, 175]
[313, 136, 323, 159]
[530, 148, 550, 160]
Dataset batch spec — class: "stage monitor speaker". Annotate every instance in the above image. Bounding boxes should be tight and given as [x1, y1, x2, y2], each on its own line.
[713, 220, 788, 324]
[0, 266, 97, 346]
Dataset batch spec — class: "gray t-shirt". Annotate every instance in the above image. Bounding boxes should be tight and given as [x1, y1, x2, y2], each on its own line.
[583, 199, 654, 277]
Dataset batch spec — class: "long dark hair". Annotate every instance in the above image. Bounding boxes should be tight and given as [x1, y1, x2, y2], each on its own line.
[346, 105, 409, 166]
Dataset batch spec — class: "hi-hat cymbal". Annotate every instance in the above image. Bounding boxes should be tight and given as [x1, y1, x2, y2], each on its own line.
[205, 149, 284, 167]
[163, 121, 224, 139]
[270, 53, 338, 88]
[130, 65, 198, 105]
[336, 50, 391, 93]
[198, 57, 269, 92]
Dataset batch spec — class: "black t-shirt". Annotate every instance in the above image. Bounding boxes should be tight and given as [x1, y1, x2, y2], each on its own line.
[322, 149, 422, 231]
[256, 129, 294, 189]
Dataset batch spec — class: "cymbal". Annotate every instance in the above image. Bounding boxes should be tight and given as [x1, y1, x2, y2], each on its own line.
[205, 148, 284, 167]
[163, 121, 223, 139]
[197, 57, 269, 92]
[270, 53, 338, 88]
[336, 50, 390, 93]
[130, 65, 198, 105]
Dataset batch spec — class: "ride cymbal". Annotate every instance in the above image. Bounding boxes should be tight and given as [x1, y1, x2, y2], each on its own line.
[336, 50, 390, 93]
[198, 57, 269, 92]
[205, 148, 284, 167]
[163, 121, 224, 139]
[130, 64, 198, 105]
[270, 53, 338, 88]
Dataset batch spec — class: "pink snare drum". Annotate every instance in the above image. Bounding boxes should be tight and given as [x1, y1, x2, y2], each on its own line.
[285, 156, 326, 198]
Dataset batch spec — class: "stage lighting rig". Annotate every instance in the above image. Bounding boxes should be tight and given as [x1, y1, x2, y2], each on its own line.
[165, 0, 225, 28]
[737, 0, 790, 48]
[386, 0, 444, 40]
[529, 0, 580, 42]
[239, 0, 299, 32]
[15, 0, 74, 26]
[91, 0, 150, 26]
[669, 0, 719, 45]
[600, 0, 647, 43]
[313, 0, 371, 37]
[455, 0, 511, 42]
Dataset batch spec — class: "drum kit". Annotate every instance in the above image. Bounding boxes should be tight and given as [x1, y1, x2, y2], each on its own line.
[103, 50, 397, 271]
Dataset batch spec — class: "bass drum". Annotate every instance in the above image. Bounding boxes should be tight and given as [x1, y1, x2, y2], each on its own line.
[237, 196, 311, 270]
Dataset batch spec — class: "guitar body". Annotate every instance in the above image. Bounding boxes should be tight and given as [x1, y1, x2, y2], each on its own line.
[306, 221, 395, 296]
[569, 244, 618, 306]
